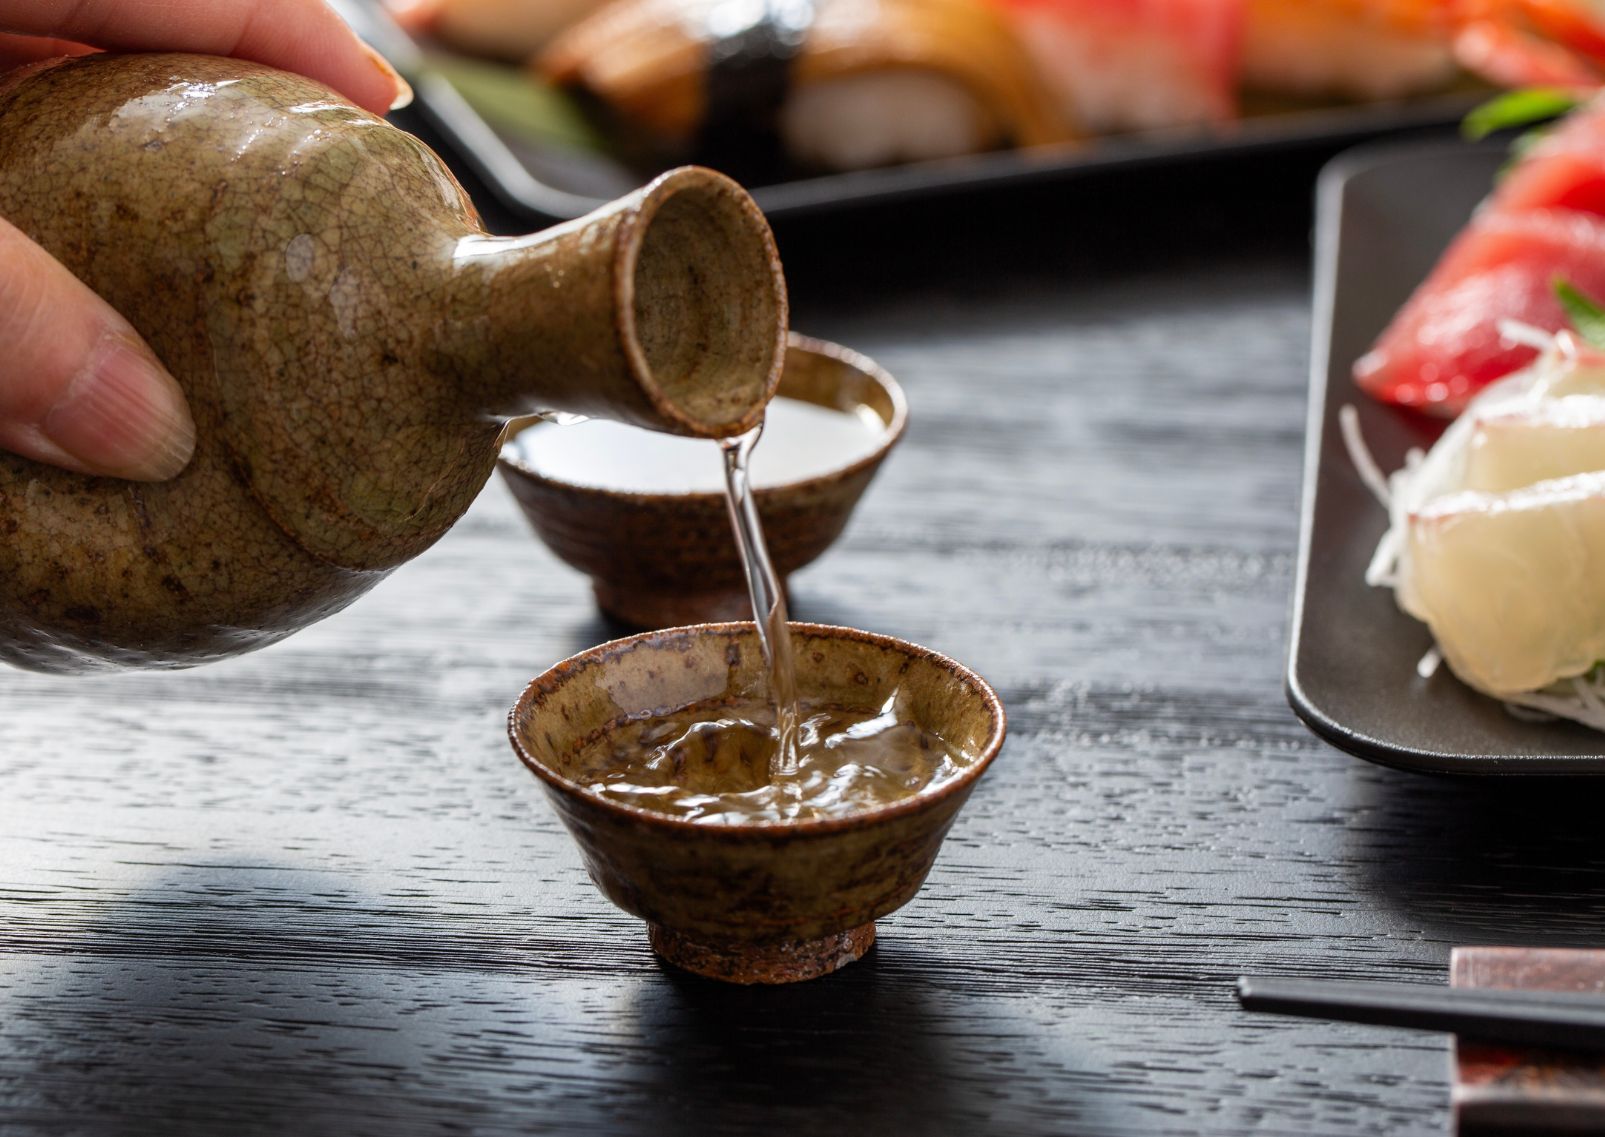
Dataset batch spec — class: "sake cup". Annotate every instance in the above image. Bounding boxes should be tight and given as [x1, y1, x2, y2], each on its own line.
[507, 622, 1006, 984]
[497, 334, 907, 629]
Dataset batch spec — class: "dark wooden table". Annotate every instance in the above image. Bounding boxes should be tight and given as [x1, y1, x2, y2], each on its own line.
[6, 129, 1605, 1137]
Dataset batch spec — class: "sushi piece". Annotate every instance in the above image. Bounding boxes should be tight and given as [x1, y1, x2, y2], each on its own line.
[1491, 94, 1605, 214]
[1242, 0, 1458, 101]
[1356, 99, 1605, 414]
[537, 0, 1075, 171]
[1460, 395, 1605, 490]
[393, 0, 610, 61]
[1451, 0, 1605, 88]
[1360, 334, 1605, 717]
[1355, 207, 1605, 412]
[988, 0, 1242, 133]
[1400, 468, 1605, 697]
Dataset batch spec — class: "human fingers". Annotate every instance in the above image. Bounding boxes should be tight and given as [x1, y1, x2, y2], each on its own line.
[0, 0, 410, 114]
[0, 217, 194, 482]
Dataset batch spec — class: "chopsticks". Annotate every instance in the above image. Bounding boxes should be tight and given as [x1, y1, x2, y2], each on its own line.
[1237, 976, 1605, 1052]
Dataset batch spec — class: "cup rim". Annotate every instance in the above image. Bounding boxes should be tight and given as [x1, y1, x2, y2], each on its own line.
[496, 334, 910, 506]
[507, 621, 1007, 839]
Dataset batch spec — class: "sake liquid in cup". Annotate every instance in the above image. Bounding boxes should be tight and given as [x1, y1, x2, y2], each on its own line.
[507, 390, 905, 790]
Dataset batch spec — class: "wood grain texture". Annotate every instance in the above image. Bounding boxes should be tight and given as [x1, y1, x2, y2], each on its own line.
[6, 131, 1605, 1137]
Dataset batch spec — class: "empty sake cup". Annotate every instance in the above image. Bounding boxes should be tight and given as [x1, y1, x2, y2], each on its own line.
[497, 334, 907, 629]
[507, 622, 1006, 984]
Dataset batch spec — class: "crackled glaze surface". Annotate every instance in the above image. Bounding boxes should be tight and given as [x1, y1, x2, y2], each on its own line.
[508, 623, 1007, 983]
[0, 53, 784, 671]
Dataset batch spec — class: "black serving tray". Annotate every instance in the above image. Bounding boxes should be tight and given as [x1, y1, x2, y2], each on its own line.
[337, 0, 1485, 226]
[1286, 140, 1605, 775]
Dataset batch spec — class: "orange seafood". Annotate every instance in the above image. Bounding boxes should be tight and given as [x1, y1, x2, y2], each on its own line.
[538, 0, 1075, 170]
[1241, 0, 1457, 99]
[1240, 0, 1605, 97]
[1451, 0, 1605, 86]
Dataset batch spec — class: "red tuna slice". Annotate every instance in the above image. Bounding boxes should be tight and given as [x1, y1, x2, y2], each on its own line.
[992, 0, 1242, 133]
[1493, 99, 1605, 216]
[1355, 207, 1605, 414]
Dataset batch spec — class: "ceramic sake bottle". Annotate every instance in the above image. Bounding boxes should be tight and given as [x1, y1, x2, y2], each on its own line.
[0, 52, 787, 672]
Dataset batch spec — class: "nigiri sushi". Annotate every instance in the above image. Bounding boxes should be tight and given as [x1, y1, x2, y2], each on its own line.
[1239, 0, 1605, 103]
[1451, 0, 1605, 87]
[988, 0, 1242, 133]
[537, 0, 1075, 171]
[1241, 0, 1457, 100]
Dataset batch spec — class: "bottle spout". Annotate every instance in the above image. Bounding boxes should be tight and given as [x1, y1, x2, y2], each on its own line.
[447, 167, 788, 439]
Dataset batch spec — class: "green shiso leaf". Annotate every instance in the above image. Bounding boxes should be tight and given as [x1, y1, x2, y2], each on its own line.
[1556, 280, 1605, 350]
[1463, 88, 1581, 141]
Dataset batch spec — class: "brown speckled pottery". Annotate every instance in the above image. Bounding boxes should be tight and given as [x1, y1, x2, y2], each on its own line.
[497, 335, 907, 628]
[0, 53, 785, 672]
[507, 622, 1007, 984]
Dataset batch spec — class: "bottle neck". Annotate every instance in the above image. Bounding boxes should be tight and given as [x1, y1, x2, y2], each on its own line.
[435, 168, 788, 439]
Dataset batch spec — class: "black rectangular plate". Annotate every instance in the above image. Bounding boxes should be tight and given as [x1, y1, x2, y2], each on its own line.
[1287, 141, 1605, 775]
[337, 0, 1483, 225]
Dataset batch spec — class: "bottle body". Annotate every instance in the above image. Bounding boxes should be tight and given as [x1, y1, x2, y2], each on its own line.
[0, 53, 786, 671]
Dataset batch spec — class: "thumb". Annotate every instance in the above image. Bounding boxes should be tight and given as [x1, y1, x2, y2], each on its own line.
[0, 217, 195, 482]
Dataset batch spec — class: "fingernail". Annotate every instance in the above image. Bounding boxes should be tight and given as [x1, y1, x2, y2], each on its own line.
[44, 335, 196, 482]
[390, 72, 415, 112]
[362, 43, 414, 111]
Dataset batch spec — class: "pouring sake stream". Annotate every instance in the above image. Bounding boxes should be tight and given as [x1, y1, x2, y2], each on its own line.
[0, 52, 787, 672]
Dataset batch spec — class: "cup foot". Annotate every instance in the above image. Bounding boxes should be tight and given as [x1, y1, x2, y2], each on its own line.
[648, 922, 876, 984]
[593, 578, 788, 631]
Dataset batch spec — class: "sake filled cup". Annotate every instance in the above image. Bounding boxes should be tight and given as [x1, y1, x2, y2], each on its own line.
[497, 334, 907, 629]
[507, 622, 1006, 985]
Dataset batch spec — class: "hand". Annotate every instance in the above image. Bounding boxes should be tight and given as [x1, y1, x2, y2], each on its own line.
[0, 0, 411, 481]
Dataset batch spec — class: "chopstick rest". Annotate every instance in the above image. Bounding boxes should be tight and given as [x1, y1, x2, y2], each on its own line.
[1451, 946, 1605, 1136]
[1236, 976, 1605, 1053]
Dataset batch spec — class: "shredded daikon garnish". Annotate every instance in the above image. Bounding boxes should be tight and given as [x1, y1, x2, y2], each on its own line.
[1339, 404, 1392, 509]
[1503, 701, 1556, 723]
[1498, 318, 1557, 352]
[1505, 671, 1605, 732]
